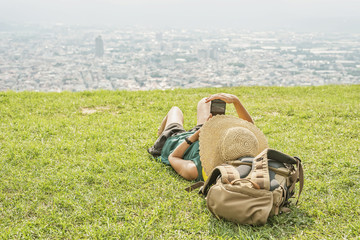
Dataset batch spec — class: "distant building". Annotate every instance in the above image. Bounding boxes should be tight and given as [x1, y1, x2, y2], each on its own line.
[198, 49, 208, 59]
[210, 47, 219, 61]
[95, 35, 104, 57]
[156, 32, 163, 42]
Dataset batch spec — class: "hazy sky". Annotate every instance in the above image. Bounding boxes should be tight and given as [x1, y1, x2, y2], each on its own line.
[1, 0, 360, 31]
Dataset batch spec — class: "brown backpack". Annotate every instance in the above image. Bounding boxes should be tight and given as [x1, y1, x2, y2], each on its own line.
[188, 148, 304, 225]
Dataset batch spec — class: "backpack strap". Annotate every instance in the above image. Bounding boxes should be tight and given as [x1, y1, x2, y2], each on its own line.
[218, 165, 241, 184]
[247, 149, 271, 190]
[227, 160, 291, 178]
[200, 164, 240, 196]
[294, 157, 304, 205]
[286, 156, 304, 205]
[185, 181, 205, 192]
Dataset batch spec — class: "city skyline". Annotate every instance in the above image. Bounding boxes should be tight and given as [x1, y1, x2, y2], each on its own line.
[1, 1, 360, 92]
[1, 1, 360, 32]
[1, 26, 359, 92]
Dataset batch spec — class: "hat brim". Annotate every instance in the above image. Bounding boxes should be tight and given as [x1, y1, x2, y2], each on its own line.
[199, 115, 268, 176]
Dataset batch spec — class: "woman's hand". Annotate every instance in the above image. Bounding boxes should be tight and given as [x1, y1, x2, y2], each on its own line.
[189, 129, 201, 142]
[205, 93, 240, 104]
[205, 93, 254, 123]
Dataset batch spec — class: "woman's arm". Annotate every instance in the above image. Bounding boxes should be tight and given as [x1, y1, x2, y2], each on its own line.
[168, 130, 200, 180]
[205, 93, 254, 123]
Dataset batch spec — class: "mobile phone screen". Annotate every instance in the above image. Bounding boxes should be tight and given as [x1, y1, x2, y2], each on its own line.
[210, 99, 226, 116]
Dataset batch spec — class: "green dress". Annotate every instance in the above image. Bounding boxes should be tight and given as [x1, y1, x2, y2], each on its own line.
[160, 131, 203, 182]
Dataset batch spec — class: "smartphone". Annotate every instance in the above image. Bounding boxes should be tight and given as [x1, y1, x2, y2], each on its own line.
[210, 99, 226, 116]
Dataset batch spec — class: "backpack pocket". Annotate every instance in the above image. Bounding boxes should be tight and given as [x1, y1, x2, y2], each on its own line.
[270, 186, 286, 216]
[206, 182, 273, 225]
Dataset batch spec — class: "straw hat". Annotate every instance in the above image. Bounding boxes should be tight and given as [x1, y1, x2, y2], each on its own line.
[199, 115, 268, 176]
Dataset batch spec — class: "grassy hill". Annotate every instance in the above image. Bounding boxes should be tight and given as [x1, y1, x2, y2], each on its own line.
[0, 85, 359, 239]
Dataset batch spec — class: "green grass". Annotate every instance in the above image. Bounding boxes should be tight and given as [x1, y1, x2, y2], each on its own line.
[0, 85, 359, 239]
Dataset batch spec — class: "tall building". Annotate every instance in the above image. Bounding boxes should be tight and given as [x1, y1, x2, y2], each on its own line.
[210, 47, 219, 61]
[156, 32, 163, 42]
[95, 35, 104, 57]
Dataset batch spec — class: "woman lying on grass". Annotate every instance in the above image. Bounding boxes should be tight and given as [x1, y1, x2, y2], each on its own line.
[148, 93, 268, 181]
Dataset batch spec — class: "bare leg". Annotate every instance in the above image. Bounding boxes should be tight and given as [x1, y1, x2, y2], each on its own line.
[157, 115, 168, 136]
[158, 106, 184, 136]
[196, 98, 211, 125]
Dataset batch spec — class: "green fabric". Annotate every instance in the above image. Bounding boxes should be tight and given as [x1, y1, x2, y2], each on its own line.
[160, 131, 203, 182]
